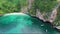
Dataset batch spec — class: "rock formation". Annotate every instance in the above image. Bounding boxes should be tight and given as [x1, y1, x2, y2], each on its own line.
[20, 0, 60, 30]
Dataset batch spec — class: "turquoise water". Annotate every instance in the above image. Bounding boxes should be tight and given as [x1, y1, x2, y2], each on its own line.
[0, 13, 60, 34]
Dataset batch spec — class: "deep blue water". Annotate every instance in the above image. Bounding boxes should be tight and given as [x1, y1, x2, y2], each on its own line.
[0, 13, 60, 34]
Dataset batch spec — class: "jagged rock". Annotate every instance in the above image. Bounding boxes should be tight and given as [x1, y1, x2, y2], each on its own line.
[56, 26, 60, 30]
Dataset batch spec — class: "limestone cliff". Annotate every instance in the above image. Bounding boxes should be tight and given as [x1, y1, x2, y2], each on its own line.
[20, 0, 60, 30]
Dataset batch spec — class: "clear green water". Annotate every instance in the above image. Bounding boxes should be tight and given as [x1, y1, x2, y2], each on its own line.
[0, 13, 60, 34]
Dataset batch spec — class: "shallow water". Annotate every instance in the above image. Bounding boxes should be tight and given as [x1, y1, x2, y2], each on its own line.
[0, 13, 60, 34]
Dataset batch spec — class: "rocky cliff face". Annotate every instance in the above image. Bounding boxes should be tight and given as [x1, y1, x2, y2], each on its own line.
[35, 4, 60, 30]
[20, 0, 60, 30]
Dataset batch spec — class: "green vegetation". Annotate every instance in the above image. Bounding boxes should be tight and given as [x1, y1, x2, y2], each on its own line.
[29, 0, 58, 13]
[0, 0, 27, 14]
[29, 0, 58, 19]
[53, 7, 60, 26]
